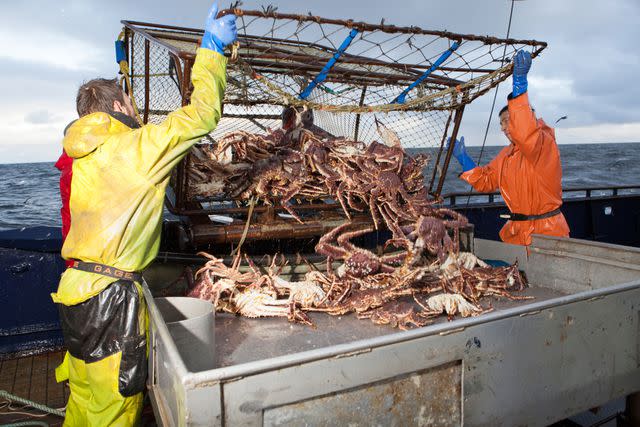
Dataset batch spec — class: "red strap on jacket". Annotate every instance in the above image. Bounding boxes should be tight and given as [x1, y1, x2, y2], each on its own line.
[54, 151, 74, 267]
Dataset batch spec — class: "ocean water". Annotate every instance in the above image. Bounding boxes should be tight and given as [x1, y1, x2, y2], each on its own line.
[1, 143, 639, 231]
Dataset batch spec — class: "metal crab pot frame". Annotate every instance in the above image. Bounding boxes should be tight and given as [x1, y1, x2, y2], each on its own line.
[120, 10, 546, 245]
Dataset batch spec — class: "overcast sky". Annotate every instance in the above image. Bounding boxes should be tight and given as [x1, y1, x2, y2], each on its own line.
[0, 0, 638, 163]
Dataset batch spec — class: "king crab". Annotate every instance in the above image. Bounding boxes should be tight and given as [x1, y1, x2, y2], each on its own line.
[315, 222, 407, 278]
[357, 301, 433, 330]
[413, 293, 489, 320]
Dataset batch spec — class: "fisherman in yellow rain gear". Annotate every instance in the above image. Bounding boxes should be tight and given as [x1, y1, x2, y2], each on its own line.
[51, 3, 236, 425]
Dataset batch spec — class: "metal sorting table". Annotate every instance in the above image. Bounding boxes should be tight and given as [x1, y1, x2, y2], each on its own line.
[144, 236, 640, 426]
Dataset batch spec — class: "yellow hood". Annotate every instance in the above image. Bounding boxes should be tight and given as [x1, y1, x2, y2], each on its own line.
[63, 113, 132, 159]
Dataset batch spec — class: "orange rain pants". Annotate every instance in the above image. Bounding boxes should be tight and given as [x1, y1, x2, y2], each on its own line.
[460, 93, 570, 246]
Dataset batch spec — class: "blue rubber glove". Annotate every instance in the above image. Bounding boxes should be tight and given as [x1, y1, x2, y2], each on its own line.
[201, 2, 237, 54]
[447, 136, 476, 172]
[512, 50, 532, 98]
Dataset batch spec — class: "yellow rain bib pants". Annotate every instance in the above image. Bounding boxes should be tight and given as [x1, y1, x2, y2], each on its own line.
[52, 48, 227, 426]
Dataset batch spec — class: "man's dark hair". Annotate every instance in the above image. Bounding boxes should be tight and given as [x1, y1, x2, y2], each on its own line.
[76, 78, 125, 117]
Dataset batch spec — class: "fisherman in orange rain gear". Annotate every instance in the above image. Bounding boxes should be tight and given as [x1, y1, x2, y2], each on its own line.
[449, 50, 570, 246]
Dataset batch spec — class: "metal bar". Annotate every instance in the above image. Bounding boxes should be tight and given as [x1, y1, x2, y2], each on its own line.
[168, 53, 183, 91]
[123, 18, 543, 76]
[236, 34, 476, 82]
[300, 28, 358, 99]
[180, 58, 192, 106]
[392, 42, 461, 104]
[435, 104, 466, 197]
[129, 29, 135, 102]
[172, 201, 344, 217]
[121, 21, 191, 59]
[190, 215, 373, 245]
[442, 185, 640, 200]
[243, 60, 455, 86]
[428, 110, 453, 195]
[238, 53, 460, 87]
[242, 51, 487, 79]
[181, 277, 640, 382]
[222, 113, 281, 120]
[218, 11, 548, 49]
[246, 51, 492, 75]
[174, 59, 193, 212]
[138, 27, 494, 77]
[122, 20, 204, 35]
[148, 32, 199, 45]
[144, 39, 150, 124]
[353, 86, 367, 140]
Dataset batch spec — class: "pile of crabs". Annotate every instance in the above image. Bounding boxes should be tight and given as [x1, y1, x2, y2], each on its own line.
[185, 109, 530, 329]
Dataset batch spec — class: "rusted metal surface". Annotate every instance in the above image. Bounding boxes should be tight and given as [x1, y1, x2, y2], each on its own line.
[190, 214, 373, 245]
[223, 10, 547, 48]
[263, 361, 461, 426]
[166, 200, 350, 216]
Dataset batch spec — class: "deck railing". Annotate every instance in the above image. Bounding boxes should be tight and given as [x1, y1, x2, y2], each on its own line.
[442, 185, 640, 206]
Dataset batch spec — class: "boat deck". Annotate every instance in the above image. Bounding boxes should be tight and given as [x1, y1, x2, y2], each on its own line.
[0, 350, 67, 425]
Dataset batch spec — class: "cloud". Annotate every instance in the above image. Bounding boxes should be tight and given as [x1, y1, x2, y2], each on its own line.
[0, 26, 107, 72]
[24, 110, 58, 125]
[557, 122, 640, 145]
[1, 0, 640, 164]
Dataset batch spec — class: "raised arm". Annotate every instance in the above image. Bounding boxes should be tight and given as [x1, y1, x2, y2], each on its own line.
[118, 2, 237, 181]
[505, 50, 556, 162]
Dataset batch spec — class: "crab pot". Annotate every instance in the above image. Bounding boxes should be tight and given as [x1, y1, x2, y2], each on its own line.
[120, 12, 547, 247]
[144, 236, 640, 426]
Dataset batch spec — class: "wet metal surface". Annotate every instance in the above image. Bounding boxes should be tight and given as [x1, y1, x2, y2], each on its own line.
[213, 285, 567, 368]
[263, 360, 461, 427]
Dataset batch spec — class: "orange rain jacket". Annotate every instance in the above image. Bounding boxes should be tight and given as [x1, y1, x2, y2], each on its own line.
[460, 93, 570, 246]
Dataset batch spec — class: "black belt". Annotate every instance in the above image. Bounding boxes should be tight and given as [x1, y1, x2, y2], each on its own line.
[500, 208, 562, 221]
[70, 261, 143, 282]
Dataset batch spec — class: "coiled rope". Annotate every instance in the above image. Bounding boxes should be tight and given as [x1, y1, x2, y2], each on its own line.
[0, 389, 65, 419]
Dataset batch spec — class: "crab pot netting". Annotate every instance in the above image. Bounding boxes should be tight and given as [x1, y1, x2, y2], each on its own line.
[124, 10, 546, 203]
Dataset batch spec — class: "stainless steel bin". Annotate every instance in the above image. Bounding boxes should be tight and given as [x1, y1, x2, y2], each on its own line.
[145, 236, 640, 426]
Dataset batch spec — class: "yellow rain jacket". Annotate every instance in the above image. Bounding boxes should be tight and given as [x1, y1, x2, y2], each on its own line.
[52, 48, 227, 305]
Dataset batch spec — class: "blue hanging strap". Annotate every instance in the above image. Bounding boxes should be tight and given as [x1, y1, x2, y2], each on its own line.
[299, 28, 360, 100]
[392, 41, 461, 104]
[115, 40, 127, 64]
